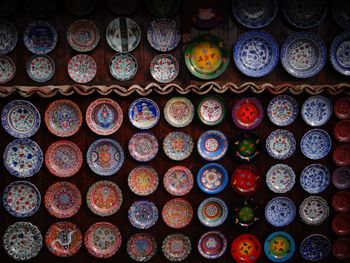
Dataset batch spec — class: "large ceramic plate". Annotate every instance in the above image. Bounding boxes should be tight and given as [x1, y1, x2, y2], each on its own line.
[86, 138, 124, 176]
[232, 97, 264, 129]
[128, 166, 159, 196]
[264, 232, 295, 263]
[145, 0, 180, 17]
[301, 95, 332, 126]
[197, 96, 225, 125]
[1, 100, 40, 138]
[127, 233, 157, 262]
[128, 200, 158, 229]
[231, 165, 261, 196]
[162, 234, 191, 262]
[299, 196, 329, 225]
[265, 197, 296, 227]
[184, 34, 229, 80]
[266, 164, 295, 194]
[300, 164, 330, 194]
[233, 132, 261, 162]
[300, 234, 331, 261]
[129, 132, 159, 162]
[198, 231, 227, 259]
[0, 19, 18, 54]
[67, 19, 100, 52]
[162, 198, 193, 229]
[0, 54, 15, 83]
[128, 98, 160, 129]
[266, 129, 296, 160]
[164, 97, 194, 128]
[267, 95, 298, 126]
[332, 0, 350, 30]
[150, 54, 179, 83]
[300, 129, 331, 160]
[197, 130, 228, 161]
[109, 53, 138, 81]
[233, 31, 279, 77]
[147, 18, 180, 52]
[233, 199, 259, 227]
[197, 163, 228, 194]
[67, 54, 96, 83]
[64, 0, 97, 16]
[330, 31, 350, 76]
[198, 197, 228, 227]
[231, 234, 261, 263]
[163, 166, 194, 196]
[163, 131, 193, 161]
[281, 32, 326, 78]
[86, 98, 123, 135]
[26, 55, 55, 82]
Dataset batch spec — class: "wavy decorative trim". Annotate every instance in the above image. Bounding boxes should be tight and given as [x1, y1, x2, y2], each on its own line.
[0, 82, 349, 97]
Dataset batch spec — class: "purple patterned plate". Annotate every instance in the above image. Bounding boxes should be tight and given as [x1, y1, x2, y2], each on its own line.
[163, 131, 194, 161]
[26, 55, 55, 82]
[0, 54, 15, 83]
[198, 231, 227, 259]
[67, 54, 96, 83]
[162, 233, 191, 262]
[332, 167, 350, 190]
[265, 197, 296, 227]
[128, 200, 158, 229]
[150, 54, 179, 83]
[109, 53, 138, 81]
[299, 196, 329, 225]
[266, 129, 296, 160]
[267, 95, 298, 126]
[0, 19, 18, 54]
[147, 18, 180, 52]
[129, 132, 159, 162]
[163, 166, 194, 196]
[266, 164, 296, 193]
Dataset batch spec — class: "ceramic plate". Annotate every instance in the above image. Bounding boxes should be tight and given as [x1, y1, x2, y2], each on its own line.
[332, 167, 350, 190]
[232, 97, 264, 129]
[3, 180, 41, 217]
[109, 53, 138, 81]
[231, 165, 261, 196]
[26, 55, 55, 82]
[184, 34, 229, 80]
[128, 200, 158, 229]
[198, 197, 228, 227]
[1, 100, 40, 138]
[300, 234, 331, 261]
[86, 180, 123, 216]
[281, 32, 326, 78]
[265, 197, 296, 227]
[264, 232, 295, 263]
[128, 98, 160, 129]
[266, 164, 296, 193]
[0, 54, 15, 83]
[64, 0, 97, 16]
[332, 0, 350, 30]
[266, 129, 296, 160]
[163, 131, 194, 161]
[300, 164, 330, 194]
[147, 18, 180, 52]
[267, 95, 298, 126]
[4, 138, 43, 178]
[330, 31, 350, 76]
[197, 96, 226, 125]
[145, 0, 180, 17]
[128, 132, 159, 162]
[150, 54, 179, 83]
[163, 166, 194, 196]
[86, 138, 124, 176]
[84, 222, 121, 258]
[192, 1, 225, 29]
[67, 19, 100, 52]
[164, 97, 194, 128]
[0, 19, 18, 54]
[300, 129, 331, 160]
[23, 20, 57, 54]
[233, 132, 261, 162]
[162, 198, 193, 229]
[233, 199, 259, 227]
[106, 17, 141, 53]
[301, 95, 332, 126]
[3, 222, 42, 261]
[45, 221, 82, 257]
[197, 130, 228, 161]
[86, 98, 123, 135]
[197, 163, 228, 194]
[128, 166, 159, 196]
[299, 196, 329, 225]
[127, 233, 157, 262]
[233, 31, 279, 77]
[232, 0, 278, 29]
[107, 0, 140, 15]
[198, 231, 227, 259]
[45, 99, 82, 137]
[162, 234, 191, 262]
[231, 234, 261, 263]
[67, 54, 96, 83]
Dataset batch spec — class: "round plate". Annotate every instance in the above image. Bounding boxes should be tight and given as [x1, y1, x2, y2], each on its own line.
[128, 200, 158, 229]
[67, 19, 100, 52]
[145, 0, 180, 17]
[232, 97, 264, 129]
[184, 34, 229, 80]
[330, 31, 350, 76]
[163, 166, 194, 196]
[107, 0, 140, 15]
[300, 164, 330, 194]
[266, 164, 295, 194]
[198, 231, 227, 259]
[266, 129, 296, 160]
[299, 196, 329, 225]
[109, 53, 138, 81]
[4, 138, 43, 178]
[0, 54, 15, 83]
[150, 54, 179, 83]
[281, 32, 326, 78]
[233, 132, 261, 161]
[86, 138, 124, 176]
[128, 132, 159, 162]
[267, 95, 298, 126]
[231, 165, 261, 196]
[332, 191, 350, 213]
[332, 0, 350, 30]
[265, 197, 296, 227]
[264, 232, 295, 263]
[44, 181, 81, 218]
[233, 199, 259, 227]
[332, 167, 350, 190]
[300, 234, 331, 261]
[162, 234, 191, 261]
[233, 31, 279, 77]
[1, 100, 40, 138]
[23, 20, 57, 54]
[45, 140, 82, 178]
[26, 55, 55, 82]
[232, 0, 278, 29]
[301, 95, 332, 126]
[86, 98, 123, 136]
[333, 144, 350, 166]
[231, 234, 261, 263]
[334, 120, 350, 142]
[45, 221, 82, 257]
[86, 180, 123, 216]
[45, 100, 82, 137]
[300, 129, 332, 160]
[65, 0, 97, 16]
[147, 18, 180, 52]
[198, 197, 228, 227]
[128, 98, 160, 130]
[197, 163, 228, 194]
[3, 222, 42, 261]
[333, 237, 350, 260]
[84, 222, 122, 258]
[332, 214, 350, 236]
[191, 1, 225, 29]
[106, 17, 140, 53]
[0, 19, 18, 54]
[162, 198, 193, 229]
[164, 97, 194, 128]
[197, 130, 228, 161]
[127, 233, 157, 262]
[334, 97, 350, 119]
[67, 54, 96, 83]
[128, 166, 159, 196]
[163, 131, 194, 161]
[197, 96, 226, 125]
[3, 180, 41, 217]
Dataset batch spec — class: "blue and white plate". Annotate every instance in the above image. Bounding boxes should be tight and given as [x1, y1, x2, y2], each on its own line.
[264, 231, 295, 262]
[281, 32, 326, 78]
[267, 95, 298, 126]
[266, 129, 296, 160]
[233, 30, 279, 77]
[301, 95, 332, 126]
[330, 31, 350, 76]
[128, 98, 160, 130]
[0, 19, 18, 54]
[265, 197, 296, 227]
[332, 0, 350, 30]
[197, 163, 228, 194]
[197, 197, 228, 227]
[300, 164, 330, 194]
[300, 129, 331, 160]
[147, 18, 180, 52]
[197, 130, 228, 161]
[232, 0, 278, 29]
[300, 234, 331, 261]
[128, 200, 158, 229]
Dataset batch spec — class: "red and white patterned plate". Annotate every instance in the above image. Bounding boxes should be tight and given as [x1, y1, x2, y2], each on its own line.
[67, 19, 100, 52]
[128, 166, 159, 196]
[162, 233, 191, 261]
[164, 97, 194, 128]
[163, 166, 194, 196]
[162, 198, 193, 229]
[128, 132, 159, 162]
[26, 55, 55, 82]
[127, 232, 157, 261]
[67, 54, 96, 83]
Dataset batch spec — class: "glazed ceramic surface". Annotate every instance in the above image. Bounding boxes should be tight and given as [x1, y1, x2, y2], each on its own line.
[300, 129, 332, 160]
[164, 97, 194, 128]
[233, 132, 261, 162]
[267, 95, 298, 126]
[162, 198, 193, 229]
[197, 96, 225, 125]
[299, 196, 329, 225]
[265, 197, 296, 227]
[300, 164, 330, 194]
[231, 234, 261, 263]
[163, 131, 194, 161]
[198, 197, 228, 227]
[128, 98, 160, 129]
[0, 19, 18, 54]
[233, 199, 259, 227]
[197, 130, 228, 161]
[232, 97, 264, 129]
[266, 129, 296, 160]
[162, 233, 191, 261]
[147, 18, 180, 52]
[198, 231, 227, 259]
[128, 200, 158, 229]
[264, 231, 295, 263]
[128, 166, 159, 196]
[301, 95, 332, 126]
[127, 233, 157, 262]
[231, 165, 261, 195]
[150, 54, 179, 83]
[163, 166, 194, 196]
[67, 19, 100, 52]
[300, 234, 331, 261]
[330, 31, 350, 76]
[128, 132, 159, 162]
[109, 53, 138, 81]
[197, 163, 228, 194]
[67, 54, 96, 83]
[26, 55, 55, 82]
[0, 54, 16, 83]
[266, 164, 296, 193]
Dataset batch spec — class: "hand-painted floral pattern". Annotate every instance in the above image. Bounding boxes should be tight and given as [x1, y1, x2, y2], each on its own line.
[109, 53, 137, 81]
[150, 54, 179, 83]
[265, 197, 296, 227]
[67, 54, 96, 83]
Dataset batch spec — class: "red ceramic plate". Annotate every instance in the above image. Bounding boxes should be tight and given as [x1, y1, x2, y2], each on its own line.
[334, 97, 350, 120]
[231, 234, 261, 263]
[45, 140, 83, 178]
[127, 233, 157, 261]
[232, 97, 263, 130]
[198, 231, 227, 259]
[163, 166, 194, 196]
[128, 132, 159, 162]
[162, 198, 193, 229]
[231, 165, 261, 196]
[128, 166, 159, 196]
